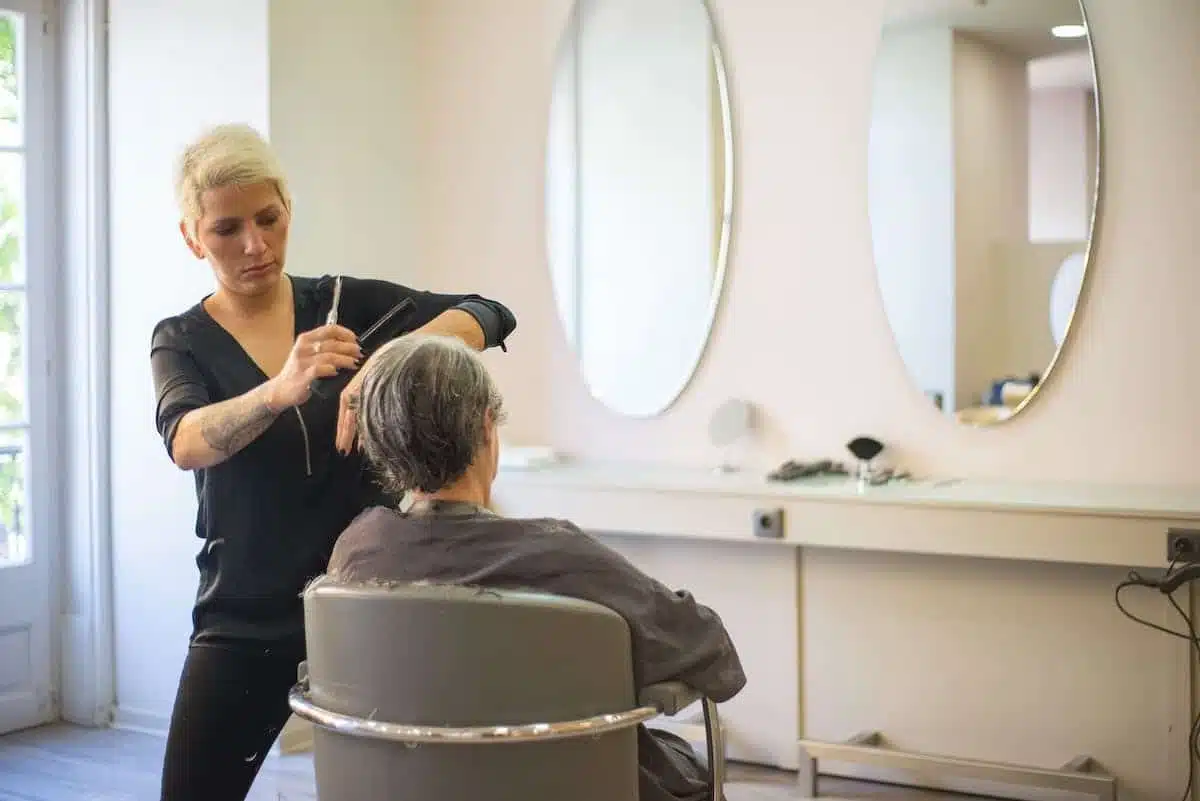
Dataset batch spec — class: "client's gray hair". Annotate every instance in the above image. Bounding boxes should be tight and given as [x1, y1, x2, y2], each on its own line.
[357, 334, 506, 495]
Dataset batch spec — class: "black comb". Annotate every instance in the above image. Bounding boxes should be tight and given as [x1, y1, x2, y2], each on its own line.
[309, 298, 417, 399]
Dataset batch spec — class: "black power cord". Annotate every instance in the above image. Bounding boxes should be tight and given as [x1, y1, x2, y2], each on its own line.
[1115, 558, 1200, 801]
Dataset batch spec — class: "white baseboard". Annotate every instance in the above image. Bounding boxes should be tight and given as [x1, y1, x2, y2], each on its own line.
[111, 706, 170, 738]
[112, 706, 307, 758]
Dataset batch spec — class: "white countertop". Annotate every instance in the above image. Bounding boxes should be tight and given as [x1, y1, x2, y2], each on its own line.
[495, 460, 1200, 520]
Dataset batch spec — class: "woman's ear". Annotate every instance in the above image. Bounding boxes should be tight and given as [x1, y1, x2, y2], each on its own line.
[178, 220, 204, 259]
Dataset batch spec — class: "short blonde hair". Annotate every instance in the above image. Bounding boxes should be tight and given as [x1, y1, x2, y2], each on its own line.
[174, 123, 291, 232]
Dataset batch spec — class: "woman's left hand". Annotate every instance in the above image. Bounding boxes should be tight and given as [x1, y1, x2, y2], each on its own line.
[336, 370, 365, 455]
[334, 310, 489, 455]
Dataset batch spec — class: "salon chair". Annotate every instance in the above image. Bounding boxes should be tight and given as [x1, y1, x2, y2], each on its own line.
[289, 576, 727, 801]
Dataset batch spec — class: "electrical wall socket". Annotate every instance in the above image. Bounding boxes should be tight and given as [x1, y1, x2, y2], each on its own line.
[753, 508, 784, 539]
[1167, 528, 1200, 563]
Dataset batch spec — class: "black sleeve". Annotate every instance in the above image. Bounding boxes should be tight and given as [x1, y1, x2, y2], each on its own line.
[150, 318, 211, 461]
[341, 276, 517, 350]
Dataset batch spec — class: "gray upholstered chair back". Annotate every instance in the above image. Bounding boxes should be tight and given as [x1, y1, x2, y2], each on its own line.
[295, 576, 648, 801]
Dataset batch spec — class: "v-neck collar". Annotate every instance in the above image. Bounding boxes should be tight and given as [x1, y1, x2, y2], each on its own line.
[193, 274, 317, 381]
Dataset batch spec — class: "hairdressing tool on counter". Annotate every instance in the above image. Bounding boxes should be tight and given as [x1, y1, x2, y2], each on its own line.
[846, 436, 888, 490]
[767, 459, 836, 482]
[309, 292, 416, 400]
[768, 451, 912, 486]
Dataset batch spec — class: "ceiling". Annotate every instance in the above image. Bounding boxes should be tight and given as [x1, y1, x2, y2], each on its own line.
[884, 0, 1092, 61]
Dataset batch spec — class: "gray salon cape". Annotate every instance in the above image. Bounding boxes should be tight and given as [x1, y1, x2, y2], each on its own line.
[326, 504, 747, 801]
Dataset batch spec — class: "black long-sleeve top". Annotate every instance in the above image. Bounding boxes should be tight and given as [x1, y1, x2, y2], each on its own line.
[150, 274, 517, 646]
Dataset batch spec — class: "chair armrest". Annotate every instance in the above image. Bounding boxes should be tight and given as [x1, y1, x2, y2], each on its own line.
[638, 681, 701, 716]
[703, 698, 726, 799]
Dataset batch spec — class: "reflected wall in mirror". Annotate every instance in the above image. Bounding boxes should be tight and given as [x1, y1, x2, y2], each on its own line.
[546, 0, 732, 417]
[868, 0, 1098, 425]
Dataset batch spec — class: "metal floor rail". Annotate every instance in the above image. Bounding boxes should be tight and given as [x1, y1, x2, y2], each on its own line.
[798, 732, 1116, 801]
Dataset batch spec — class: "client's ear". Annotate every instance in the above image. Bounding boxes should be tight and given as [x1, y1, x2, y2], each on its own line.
[483, 409, 496, 444]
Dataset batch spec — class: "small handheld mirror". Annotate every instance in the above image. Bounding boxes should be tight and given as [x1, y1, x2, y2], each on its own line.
[709, 399, 756, 473]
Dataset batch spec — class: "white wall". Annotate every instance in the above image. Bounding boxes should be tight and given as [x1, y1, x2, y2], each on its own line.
[107, 0, 269, 732]
[546, 10, 580, 350]
[268, 0, 420, 282]
[867, 25, 956, 411]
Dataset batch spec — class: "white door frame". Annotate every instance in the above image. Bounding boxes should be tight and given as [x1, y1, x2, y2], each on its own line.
[54, 0, 114, 727]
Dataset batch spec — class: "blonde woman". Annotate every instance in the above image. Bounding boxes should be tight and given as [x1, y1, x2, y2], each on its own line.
[149, 123, 516, 800]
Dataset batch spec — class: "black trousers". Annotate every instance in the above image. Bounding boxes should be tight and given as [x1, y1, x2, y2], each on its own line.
[159, 639, 306, 801]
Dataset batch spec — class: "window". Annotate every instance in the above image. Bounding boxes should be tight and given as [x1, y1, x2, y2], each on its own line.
[0, 9, 35, 567]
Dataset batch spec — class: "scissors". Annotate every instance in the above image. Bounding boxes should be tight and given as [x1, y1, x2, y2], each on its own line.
[326, 275, 343, 326]
[308, 277, 348, 400]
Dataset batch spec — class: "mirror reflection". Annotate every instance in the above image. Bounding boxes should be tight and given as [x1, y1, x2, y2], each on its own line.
[546, 0, 732, 417]
[868, 0, 1098, 425]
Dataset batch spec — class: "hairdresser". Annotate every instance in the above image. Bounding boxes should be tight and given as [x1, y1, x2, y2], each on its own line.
[149, 123, 516, 801]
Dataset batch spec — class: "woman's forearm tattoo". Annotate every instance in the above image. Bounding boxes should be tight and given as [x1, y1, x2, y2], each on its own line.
[198, 395, 279, 455]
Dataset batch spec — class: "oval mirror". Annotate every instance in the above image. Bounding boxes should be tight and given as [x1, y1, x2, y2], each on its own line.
[545, 0, 733, 417]
[868, 0, 1099, 425]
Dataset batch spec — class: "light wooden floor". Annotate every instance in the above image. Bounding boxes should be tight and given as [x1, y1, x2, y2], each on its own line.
[0, 723, 1000, 801]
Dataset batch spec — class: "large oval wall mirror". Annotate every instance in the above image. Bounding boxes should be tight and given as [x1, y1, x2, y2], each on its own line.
[868, 0, 1099, 425]
[545, 0, 733, 417]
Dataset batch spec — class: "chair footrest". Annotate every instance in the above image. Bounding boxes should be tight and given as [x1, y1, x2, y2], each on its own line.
[797, 733, 1115, 801]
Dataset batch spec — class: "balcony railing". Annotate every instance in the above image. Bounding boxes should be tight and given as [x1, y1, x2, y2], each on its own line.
[0, 439, 26, 566]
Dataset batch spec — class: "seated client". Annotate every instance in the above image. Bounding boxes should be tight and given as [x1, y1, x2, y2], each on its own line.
[327, 334, 747, 801]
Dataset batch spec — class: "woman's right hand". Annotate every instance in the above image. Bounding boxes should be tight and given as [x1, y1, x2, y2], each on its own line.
[265, 325, 363, 410]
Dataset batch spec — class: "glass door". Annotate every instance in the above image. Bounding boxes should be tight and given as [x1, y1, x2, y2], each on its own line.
[0, 0, 54, 735]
